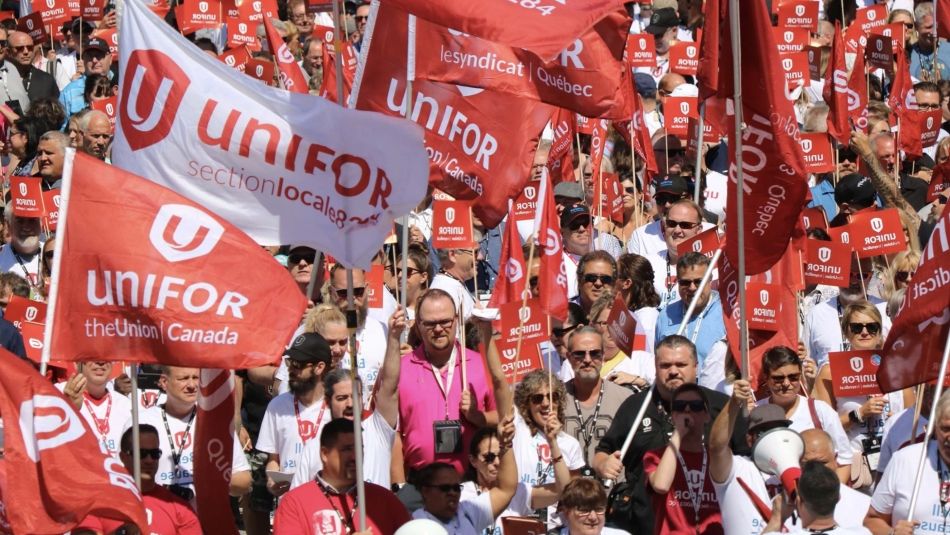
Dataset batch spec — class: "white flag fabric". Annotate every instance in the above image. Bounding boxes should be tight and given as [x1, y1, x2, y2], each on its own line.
[112, 0, 428, 268]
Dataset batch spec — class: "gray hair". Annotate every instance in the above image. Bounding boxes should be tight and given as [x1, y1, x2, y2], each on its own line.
[39, 130, 69, 151]
[78, 109, 109, 131]
[915, 2, 933, 23]
[567, 325, 603, 349]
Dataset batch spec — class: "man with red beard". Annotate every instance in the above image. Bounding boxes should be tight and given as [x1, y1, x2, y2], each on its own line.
[59, 361, 132, 457]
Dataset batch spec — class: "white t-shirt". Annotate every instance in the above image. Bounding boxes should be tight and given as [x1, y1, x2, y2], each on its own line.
[784, 484, 871, 530]
[699, 340, 728, 392]
[805, 295, 890, 368]
[633, 306, 659, 356]
[879, 408, 927, 474]
[338, 316, 388, 406]
[256, 392, 330, 473]
[460, 481, 532, 535]
[430, 273, 476, 321]
[783, 528, 871, 535]
[290, 410, 396, 490]
[512, 414, 584, 527]
[412, 490, 494, 535]
[0, 244, 40, 285]
[712, 454, 770, 535]
[137, 404, 251, 491]
[561, 252, 579, 300]
[366, 287, 396, 336]
[871, 441, 948, 533]
[835, 390, 904, 457]
[757, 396, 853, 467]
[55, 385, 131, 457]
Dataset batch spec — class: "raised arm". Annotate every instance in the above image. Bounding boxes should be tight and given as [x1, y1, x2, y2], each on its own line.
[375, 306, 406, 429]
[710, 379, 751, 484]
[529, 412, 573, 509]
[474, 316, 512, 418]
[488, 414, 518, 518]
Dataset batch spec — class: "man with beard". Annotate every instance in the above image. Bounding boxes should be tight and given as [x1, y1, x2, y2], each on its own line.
[79, 110, 112, 161]
[59, 361, 132, 457]
[258, 332, 332, 499]
[0, 204, 42, 295]
[273, 418, 410, 534]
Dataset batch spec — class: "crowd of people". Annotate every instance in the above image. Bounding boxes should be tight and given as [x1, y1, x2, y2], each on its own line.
[0, 0, 946, 533]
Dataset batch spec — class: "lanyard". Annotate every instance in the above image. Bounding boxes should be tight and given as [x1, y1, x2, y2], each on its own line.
[294, 398, 326, 444]
[82, 392, 112, 436]
[534, 434, 554, 485]
[938, 447, 950, 515]
[316, 479, 356, 533]
[673, 447, 708, 530]
[687, 300, 711, 345]
[571, 380, 605, 463]
[13, 251, 37, 288]
[161, 405, 196, 468]
[430, 345, 458, 419]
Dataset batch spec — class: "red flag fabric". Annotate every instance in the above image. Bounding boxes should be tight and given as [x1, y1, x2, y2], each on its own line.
[488, 212, 527, 309]
[939, 4, 950, 40]
[50, 152, 308, 367]
[588, 118, 610, 181]
[412, 9, 631, 119]
[382, 0, 626, 62]
[536, 174, 569, 321]
[628, 91, 659, 186]
[702, 0, 809, 274]
[823, 22, 850, 144]
[848, 46, 869, 131]
[696, 0, 724, 101]
[877, 207, 950, 392]
[547, 108, 575, 183]
[353, 3, 553, 228]
[0, 348, 148, 533]
[888, 48, 915, 120]
[194, 369, 238, 535]
[262, 16, 309, 93]
[318, 45, 353, 104]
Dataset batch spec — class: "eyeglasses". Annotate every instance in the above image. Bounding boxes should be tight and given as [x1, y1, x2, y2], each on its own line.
[424, 483, 462, 494]
[478, 452, 499, 463]
[848, 322, 881, 336]
[570, 349, 604, 361]
[396, 266, 422, 277]
[671, 399, 706, 413]
[124, 448, 162, 460]
[917, 103, 941, 110]
[895, 270, 915, 283]
[665, 219, 700, 230]
[582, 273, 614, 286]
[288, 251, 316, 265]
[769, 373, 801, 385]
[334, 287, 366, 300]
[529, 392, 561, 405]
[8, 130, 23, 138]
[573, 507, 607, 517]
[569, 218, 591, 231]
[624, 186, 637, 194]
[903, 22, 915, 29]
[420, 317, 455, 330]
[677, 278, 703, 288]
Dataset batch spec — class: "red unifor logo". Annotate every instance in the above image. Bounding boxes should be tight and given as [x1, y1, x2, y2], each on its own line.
[120, 50, 191, 151]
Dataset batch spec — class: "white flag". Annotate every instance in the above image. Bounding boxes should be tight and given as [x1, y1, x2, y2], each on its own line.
[112, 0, 428, 268]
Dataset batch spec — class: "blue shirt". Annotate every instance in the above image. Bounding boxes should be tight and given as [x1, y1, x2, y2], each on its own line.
[655, 292, 726, 368]
[808, 178, 837, 224]
[59, 74, 88, 118]
[908, 42, 950, 81]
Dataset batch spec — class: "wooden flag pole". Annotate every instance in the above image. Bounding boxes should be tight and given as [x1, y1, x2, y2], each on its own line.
[729, 0, 749, 378]
[131, 368, 142, 489]
[694, 102, 705, 204]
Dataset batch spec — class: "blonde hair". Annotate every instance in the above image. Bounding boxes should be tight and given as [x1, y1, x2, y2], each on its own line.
[882, 250, 920, 301]
[304, 304, 346, 334]
[840, 301, 883, 342]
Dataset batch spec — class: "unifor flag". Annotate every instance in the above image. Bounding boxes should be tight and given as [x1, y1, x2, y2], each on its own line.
[0, 347, 148, 533]
[487, 206, 527, 309]
[848, 45, 869, 131]
[48, 151, 308, 368]
[381, 0, 626, 62]
[534, 173, 569, 321]
[353, 2, 553, 228]
[194, 369, 238, 534]
[696, 0, 809, 275]
[823, 22, 850, 145]
[262, 15, 309, 93]
[412, 8, 631, 119]
[877, 206, 950, 392]
[112, 0, 428, 268]
[546, 108, 575, 183]
[319, 43, 354, 104]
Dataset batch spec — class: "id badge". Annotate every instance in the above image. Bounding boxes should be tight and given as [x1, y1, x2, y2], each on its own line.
[433, 420, 462, 454]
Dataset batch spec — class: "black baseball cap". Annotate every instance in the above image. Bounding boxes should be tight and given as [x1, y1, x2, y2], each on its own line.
[645, 8, 678, 35]
[560, 203, 591, 229]
[284, 332, 332, 364]
[84, 37, 110, 55]
[834, 173, 877, 207]
[654, 175, 689, 196]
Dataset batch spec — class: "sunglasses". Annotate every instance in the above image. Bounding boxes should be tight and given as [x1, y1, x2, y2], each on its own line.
[125, 448, 162, 460]
[424, 483, 462, 494]
[288, 251, 316, 265]
[848, 322, 881, 336]
[9, 44, 32, 52]
[478, 452, 499, 463]
[770, 373, 801, 384]
[654, 194, 681, 206]
[665, 219, 700, 230]
[677, 277, 703, 288]
[582, 273, 614, 285]
[529, 392, 561, 405]
[420, 317, 455, 330]
[334, 287, 365, 300]
[624, 186, 637, 194]
[569, 218, 591, 231]
[396, 266, 421, 277]
[671, 399, 706, 413]
[43, 251, 54, 262]
[355, 15, 368, 22]
[529, 276, 538, 288]
[895, 270, 915, 283]
[570, 349, 604, 361]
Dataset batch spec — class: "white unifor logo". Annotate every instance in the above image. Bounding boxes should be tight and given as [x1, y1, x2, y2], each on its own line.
[542, 229, 561, 256]
[26, 19, 33, 30]
[795, 4, 805, 16]
[524, 186, 536, 201]
[692, 240, 702, 252]
[876, 40, 883, 52]
[680, 102, 689, 114]
[927, 117, 934, 129]
[618, 311, 626, 327]
[867, 9, 877, 20]
[782, 58, 793, 70]
[784, 31, 793, 43]
[256, 65, 264, 76]
[253, 0, 261, 11]
[18, 395, 87, 462]
[239, 22, 247, 33]
[519, 306, 530, 324]
[760, 289, 769, 306]
[46, 0, 54, 8]
[801, 139, 812, 152]
[501, 348, 517, 361]
[18, 182, 27, 197]
[840, 231, 850, 244]
[870, 217, 884, 233]
[850, 356, 864, 373]
[639, 38, 646, 49]
[445, 207, 456, 225]
[25, 306, 38, 322]
[276, 43, 295, 64]
[685, 45, 696, 58]
[818, 247, 831, 263]
[105, 103, 114, 115]
[225, 55, 235, 65]
[199, 1, 208, 13]
[53, 194, 61, 207]
[505, 259, 523, 281]
[149, 204, 225, 263]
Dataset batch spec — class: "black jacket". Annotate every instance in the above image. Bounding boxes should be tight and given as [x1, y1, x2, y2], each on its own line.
[24, 66, 59, 104]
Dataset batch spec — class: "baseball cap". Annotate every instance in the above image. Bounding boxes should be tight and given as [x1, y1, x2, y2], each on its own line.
[284, 332, 332, 364]
[560, 203, 591, 229]
[645, 7, 678, 35]
[654, 175, 689, 196]
[84, 38, 111, 55]
[634, 72, 658, 99]
[834, 173, 877, 207]
[553, 181, 585, 201]
[653, 0, 678, 10]
[748, 403, 792, 433]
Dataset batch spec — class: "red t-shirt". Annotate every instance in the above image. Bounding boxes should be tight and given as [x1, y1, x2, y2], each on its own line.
[75, 486, 201, 535]
[273, 481, 410, 535]
[643, 446, 724, 535]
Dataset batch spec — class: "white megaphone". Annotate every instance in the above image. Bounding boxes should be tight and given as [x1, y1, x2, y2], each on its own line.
[394, 519, 448, 535]
[752, 427, 804, 496]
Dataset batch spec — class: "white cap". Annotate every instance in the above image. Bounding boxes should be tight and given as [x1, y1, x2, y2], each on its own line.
[669, 83, 698, 97]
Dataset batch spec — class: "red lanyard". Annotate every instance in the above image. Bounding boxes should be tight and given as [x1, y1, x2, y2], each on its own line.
[82, 392, 112, 436]
[294, 398, 326, 444]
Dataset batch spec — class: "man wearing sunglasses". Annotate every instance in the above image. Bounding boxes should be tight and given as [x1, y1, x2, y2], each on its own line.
[3, 31, 57, 113]
[286, 244, 319, 301]
[655, 252, 725, 370]
[58, 360, 132, 458]
[574, 250, 617, 320]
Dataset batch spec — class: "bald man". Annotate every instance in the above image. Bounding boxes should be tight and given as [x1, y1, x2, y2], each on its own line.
[80, 110, 113, 161]
[791, 429, 870, 530]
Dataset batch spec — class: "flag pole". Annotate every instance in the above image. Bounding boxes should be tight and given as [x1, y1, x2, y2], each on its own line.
[694, 102, 705, 204]
[131, 366, 142, 489]
[907, 332, 950, 520]
[398, 12, 416, 344]
[606, 247, 722, 487]
[40, 149, 76, 376]
[729, 0, 750, 378]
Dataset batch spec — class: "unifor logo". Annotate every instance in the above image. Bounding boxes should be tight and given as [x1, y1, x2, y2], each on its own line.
[19, 395, 87, 462]
[692, 240, 702, 252]
[759, 289, 769, 306]
[867, 9, 877, 20]
[105, 102, 114, 115]
[840, 231, 850, 244]
[120, 50, 191, 151]
[685, 45, 696, 58]
[801, 138, 812, 152]
[252, 0, 261, 11]
[149, 204, 225, 263]
[276, 42, 295, 64]
[876, 39, 883, 52]
[850, 356, 864, 373]
[680, 101, 689, 114]
[927, 117, 935, 129]
[524, 186, 537, 201]
[46, 0, 54, 9]
[25, 306, 38, 322]
[256, 65, 264, 77]
[25, 19, 33, 30]
[18, 182, 27, 197]
[199, 0, 208, 12]
[239, 22, 247, 34]
[795, 4, 805, 16]
[519, 306, 530, 324]
[782, 57, 793, 70]
[870, 217, 884, 233]
[225, 55, 236, 65]
[784, 31, 794, 43]
[818, 246, 831, 263]
[501, 347, 517, 361]
[445, 207, 456, 225]
[505, 258, 523, 282]
[542, 228, 560, 256]
[639, 37, 646, 49]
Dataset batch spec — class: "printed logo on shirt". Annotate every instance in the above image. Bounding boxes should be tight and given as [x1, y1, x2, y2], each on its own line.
[299, 420, 317, 441]
[312, 509, 344, 534]
[174, 431, 192, 449]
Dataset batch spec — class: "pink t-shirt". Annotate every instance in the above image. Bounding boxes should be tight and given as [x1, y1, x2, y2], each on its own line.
[398, 344, 496, 473]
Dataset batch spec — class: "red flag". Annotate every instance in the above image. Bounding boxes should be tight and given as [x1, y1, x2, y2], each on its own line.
[194, 369, 238, 535]
[877, 207, 950, 392]
[848, 46, 869, 131]
[939, 4, 950, 40]
[546, 108, 575, 183]
[630, 91, 659, 184]
[318, 45, 353, 104]
[696, 0, 724, 100]
[263, 16, 308, 94]
[929, 160, 950, 202]
[412, 9, 631, 119]
[382, 0, 627, 62]
[888, 48, 915, 120]
[536, 174, 568, 321]
[353, 3, 553, 228]
[488, 211, 527, 309]
[823, 22, 850, 144]
[50, 152, 308, 367]
[0, 348, 148, 533]
[589, 118, 610, 180]
[702, 0, 809, 274]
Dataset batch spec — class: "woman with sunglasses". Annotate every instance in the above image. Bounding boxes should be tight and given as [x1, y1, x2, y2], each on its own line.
[4, 115, 47, 180]
[812, 303, 910, 489]
[512, 370, 584, 529]
[385, 243, 431, 320]
[882, 250, 919, 302]
[555, 478, 631, 535]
